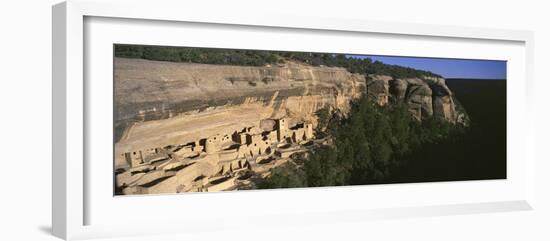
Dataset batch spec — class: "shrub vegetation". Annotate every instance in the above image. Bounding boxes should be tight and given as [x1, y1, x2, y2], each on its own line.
[259, 96, 465, 189]
[114, 45, 440, 78]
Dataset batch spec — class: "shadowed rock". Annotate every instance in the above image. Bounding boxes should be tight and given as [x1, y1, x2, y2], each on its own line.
[367, 75, 465, 123]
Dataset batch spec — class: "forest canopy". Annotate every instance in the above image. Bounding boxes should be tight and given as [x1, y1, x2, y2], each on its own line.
[114, 45, 441, 79]
[259, 96, 466, 189]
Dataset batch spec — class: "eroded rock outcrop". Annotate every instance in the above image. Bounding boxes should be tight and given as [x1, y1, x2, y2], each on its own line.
[367, 75, 465, 123]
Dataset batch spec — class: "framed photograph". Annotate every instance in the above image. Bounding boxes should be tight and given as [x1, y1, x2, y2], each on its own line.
[53, 0, 535, 240]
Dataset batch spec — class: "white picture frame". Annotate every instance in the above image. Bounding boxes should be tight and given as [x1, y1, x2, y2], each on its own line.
[52, 0, 536, 240]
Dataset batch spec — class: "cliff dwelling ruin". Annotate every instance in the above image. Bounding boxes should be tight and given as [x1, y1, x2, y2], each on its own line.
[114, 55, 467, 195]
[116, 117, 316, 194]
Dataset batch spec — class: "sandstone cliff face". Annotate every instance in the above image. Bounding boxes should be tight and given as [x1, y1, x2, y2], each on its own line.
[115, 58, 468, 129]
[114, 58, 366, 152]
[367, 75, 466, 123]
[116, 57, 469, 144]
[115, 58, 365, 127]
[114, 58, 469, 168]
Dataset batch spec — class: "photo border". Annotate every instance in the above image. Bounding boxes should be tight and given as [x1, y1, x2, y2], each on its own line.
[52, 0, 535, 240]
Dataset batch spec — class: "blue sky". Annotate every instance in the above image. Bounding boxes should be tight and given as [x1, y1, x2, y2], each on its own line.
[347, 55, 506, 79]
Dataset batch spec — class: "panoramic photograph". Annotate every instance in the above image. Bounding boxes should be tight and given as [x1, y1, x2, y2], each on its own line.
[113, 44, 506, 195]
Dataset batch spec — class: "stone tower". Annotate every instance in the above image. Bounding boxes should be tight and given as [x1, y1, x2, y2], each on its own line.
[205, 135, 221, 154]
[276, 118, 289, 142]
[125, 151, 143, 167]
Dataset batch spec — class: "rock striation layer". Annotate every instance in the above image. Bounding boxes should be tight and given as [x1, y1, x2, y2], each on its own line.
[115, 57, 365, 123]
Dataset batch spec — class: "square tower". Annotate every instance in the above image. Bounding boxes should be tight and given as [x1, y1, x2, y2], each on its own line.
[276, 118, 289, 142]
